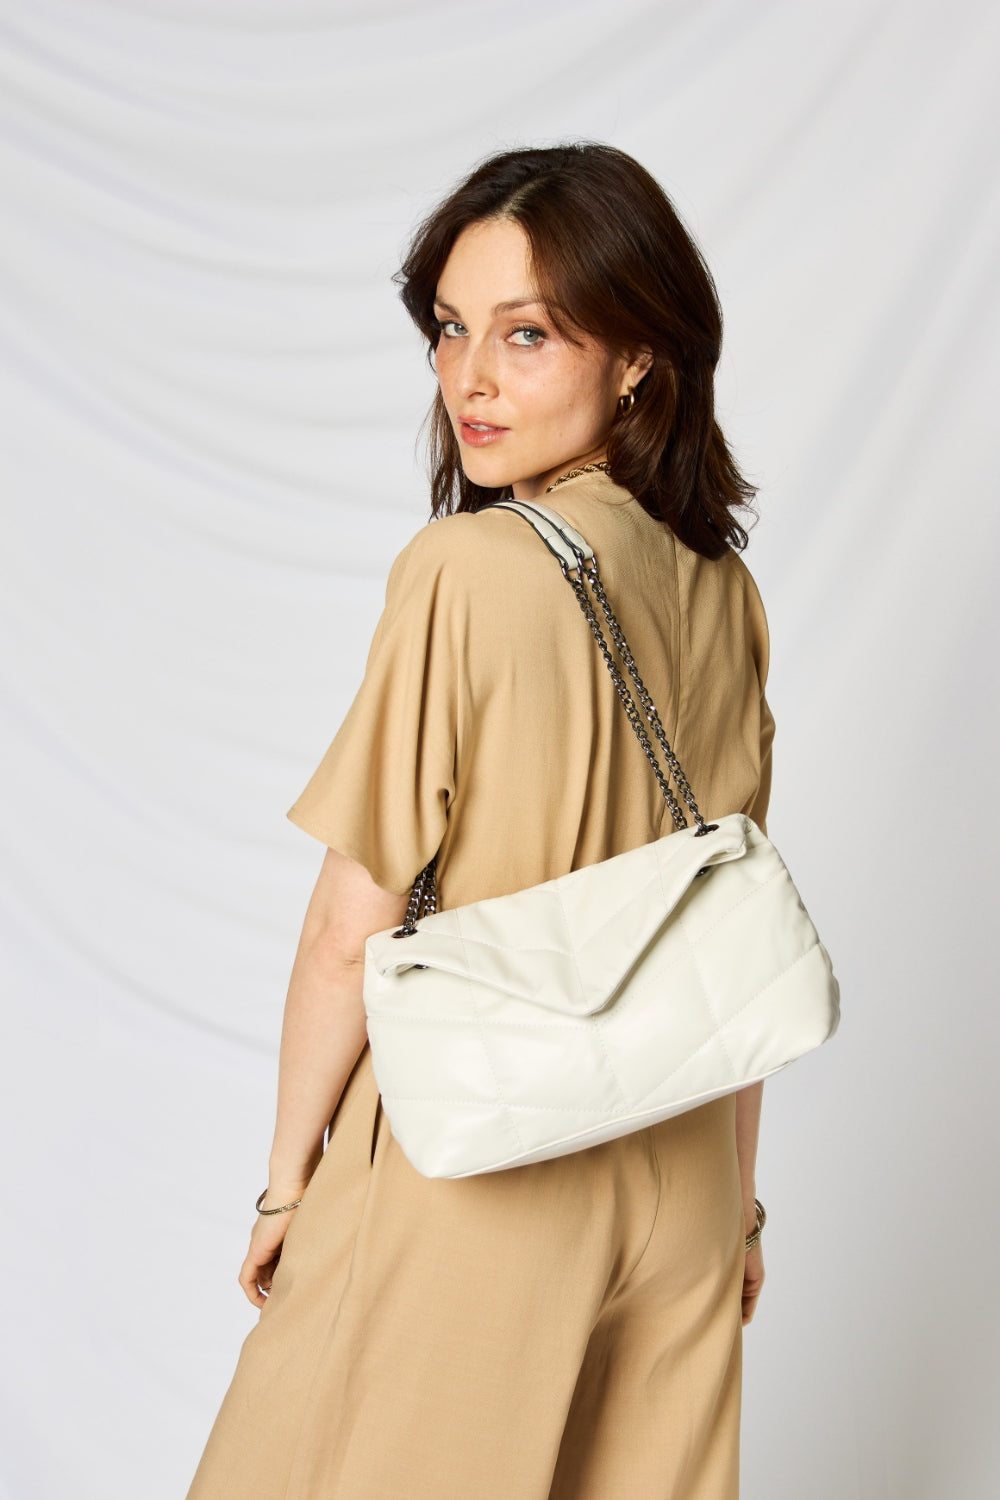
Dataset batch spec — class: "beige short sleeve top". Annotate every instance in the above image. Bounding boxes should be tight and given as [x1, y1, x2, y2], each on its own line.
[286, 469, 774, 909]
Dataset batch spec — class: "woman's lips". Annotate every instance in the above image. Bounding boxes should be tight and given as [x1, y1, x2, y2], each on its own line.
[459, 419, 508, 448]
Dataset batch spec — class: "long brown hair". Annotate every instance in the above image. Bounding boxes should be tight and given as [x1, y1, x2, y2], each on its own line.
[395, 143, 756, 559]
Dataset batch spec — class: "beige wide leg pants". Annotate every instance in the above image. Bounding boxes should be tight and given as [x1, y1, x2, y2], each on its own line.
[187, 1046, 745, 1499]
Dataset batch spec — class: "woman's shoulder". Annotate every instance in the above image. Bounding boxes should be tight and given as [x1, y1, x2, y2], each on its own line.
[713, 546, 771, 676]
[678, 531, 768, 618]
[724, 549, 770, 635]
[388, 506, 550, 594]
[672, 535, 771, 674]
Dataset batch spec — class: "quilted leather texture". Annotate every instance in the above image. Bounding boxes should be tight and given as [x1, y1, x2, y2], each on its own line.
[363, 813, 840, 1179]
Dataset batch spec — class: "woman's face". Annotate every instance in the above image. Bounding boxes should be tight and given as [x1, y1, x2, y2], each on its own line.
[433, 218, 648, 499]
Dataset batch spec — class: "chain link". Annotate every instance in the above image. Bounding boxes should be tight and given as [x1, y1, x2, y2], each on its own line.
[584, 561, 710, 832]
[559, 561, 690, 832]
[392, 854, 437, 939]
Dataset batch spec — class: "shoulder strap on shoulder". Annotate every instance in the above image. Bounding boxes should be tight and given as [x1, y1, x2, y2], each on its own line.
[484, 499, 595, 571]
[393, 492, 716, 936]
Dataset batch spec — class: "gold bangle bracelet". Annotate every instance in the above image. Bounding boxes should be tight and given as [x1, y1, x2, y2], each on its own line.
[255, 1188, 303, 1216]
[744, 1197, 766, 1252]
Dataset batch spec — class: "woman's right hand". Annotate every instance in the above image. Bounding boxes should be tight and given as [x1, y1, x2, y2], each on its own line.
[238, 1183, 309, 1309]
[741, 1241, 765, 1325]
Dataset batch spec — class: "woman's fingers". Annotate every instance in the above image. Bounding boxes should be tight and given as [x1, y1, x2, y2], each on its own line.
[238, 1249, 269, 1308]
[238, 1217, 294, 1308]
[741, 1245, 765, 1325]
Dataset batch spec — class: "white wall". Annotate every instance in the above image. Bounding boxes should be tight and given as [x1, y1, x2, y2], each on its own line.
[1, 2, 997, 1496]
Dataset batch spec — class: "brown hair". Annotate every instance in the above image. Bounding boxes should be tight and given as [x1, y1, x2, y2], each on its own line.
[395, 142, 756, 559]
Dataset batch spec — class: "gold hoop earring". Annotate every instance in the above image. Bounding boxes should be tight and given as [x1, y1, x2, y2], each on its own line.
[617, 387, 636, 417]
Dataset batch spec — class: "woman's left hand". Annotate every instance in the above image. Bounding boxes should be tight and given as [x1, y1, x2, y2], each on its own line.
[238, 1185, 308, 1310]
[741, 1242, 765, 1325]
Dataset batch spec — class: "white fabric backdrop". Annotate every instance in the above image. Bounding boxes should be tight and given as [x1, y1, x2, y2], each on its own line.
[1, 2, 997, 1496]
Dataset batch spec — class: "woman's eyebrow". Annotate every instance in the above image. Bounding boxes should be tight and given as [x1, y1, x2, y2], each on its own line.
[492, 297, 542, 314]
[432, 297, 543, 317]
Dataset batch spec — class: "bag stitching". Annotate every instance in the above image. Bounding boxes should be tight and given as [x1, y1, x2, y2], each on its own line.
[627, 938, 825, 1103]
[455, 906, 526, 1156]
[370, 936, 816, 1037]
[402, 861, 663, 964]
[386, 829, 718, 973]
[680, 907, 739, 1084]
[368, 896, 819, 1036]
[585, 859, 790, 1017]
[681, 858, 786, 949]
[554, 879, 630, 1112]
[376, 858, 788, 1021]
[373, 941, 826, 1112]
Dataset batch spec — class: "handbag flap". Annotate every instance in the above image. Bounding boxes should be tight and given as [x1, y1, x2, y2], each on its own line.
[366, 813, 750, 1017]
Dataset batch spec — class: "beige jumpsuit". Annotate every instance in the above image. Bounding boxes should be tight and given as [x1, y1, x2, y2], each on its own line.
[187, 468, 775, 1500]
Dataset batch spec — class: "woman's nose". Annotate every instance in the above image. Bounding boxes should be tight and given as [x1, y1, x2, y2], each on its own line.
[453, 337, 499, 400]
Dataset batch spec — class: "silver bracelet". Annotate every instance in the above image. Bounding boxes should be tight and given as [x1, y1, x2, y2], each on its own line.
[255, 1188, 303, 1216]
[744, 1197, 766, 1251]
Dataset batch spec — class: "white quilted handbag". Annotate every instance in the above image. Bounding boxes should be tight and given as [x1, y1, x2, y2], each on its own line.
[362, 500, 840, 1178]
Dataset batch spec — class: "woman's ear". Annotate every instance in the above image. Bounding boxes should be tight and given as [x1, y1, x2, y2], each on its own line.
[623, 346, 654, 391]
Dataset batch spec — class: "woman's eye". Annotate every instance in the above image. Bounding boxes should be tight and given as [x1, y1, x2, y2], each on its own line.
[435, 319, 466, 338]
[509, 325, 545, 346]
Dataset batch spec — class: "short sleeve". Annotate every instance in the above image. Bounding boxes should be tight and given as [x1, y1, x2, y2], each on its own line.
[286, 521, 465, 895]
[746, 691, 775, 837]
[737, 558, 775, 838]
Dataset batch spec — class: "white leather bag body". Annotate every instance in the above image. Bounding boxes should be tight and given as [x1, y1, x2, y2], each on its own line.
[362, 501, 840, 1179]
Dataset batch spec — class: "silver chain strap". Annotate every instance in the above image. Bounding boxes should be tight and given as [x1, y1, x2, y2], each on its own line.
[393, 852, 437, 939]
[584, 563, 709, 832]
[560, 555, 714, 834]
[559, 562, 688, 832]
[391, 505, 716, 938]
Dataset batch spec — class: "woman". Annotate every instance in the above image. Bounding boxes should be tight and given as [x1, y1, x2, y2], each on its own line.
[187, 142, 772, 1500]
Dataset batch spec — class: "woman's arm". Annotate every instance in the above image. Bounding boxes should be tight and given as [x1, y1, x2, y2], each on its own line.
[734, 1080, 765, 1324]
[734, 1080, 763, 1226]
[239, 847, 408, 1307]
